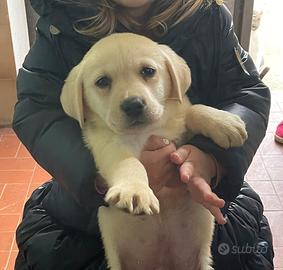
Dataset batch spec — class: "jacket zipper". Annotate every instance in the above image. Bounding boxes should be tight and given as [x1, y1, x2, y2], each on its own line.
[50, 30, 71, 75]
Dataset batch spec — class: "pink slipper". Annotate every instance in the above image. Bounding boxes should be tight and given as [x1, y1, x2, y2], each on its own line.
[275, 121, 283, 144]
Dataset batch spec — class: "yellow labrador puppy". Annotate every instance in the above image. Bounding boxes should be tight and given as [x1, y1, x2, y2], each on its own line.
[61, 33, 247, 270]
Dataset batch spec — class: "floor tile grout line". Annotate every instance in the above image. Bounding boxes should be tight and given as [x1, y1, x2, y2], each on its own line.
[0, 184, 6, 200]
[0, 157, 33, 160]
[0, 169, 35, 172]
[0, 214, 23, 216]
[0, 135, 16, 138]
[0, 184, 37, 185]
[259, 150, 280, 202]
[258, 154, 283, 156]
[264, 210, 283, 213]
[14, 142, 22, 159]
[272, 180, 283, 203]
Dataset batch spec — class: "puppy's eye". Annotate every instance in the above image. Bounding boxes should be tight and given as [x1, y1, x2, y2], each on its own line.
[95, 76, 111, 88]
[141, 67, 156, 78]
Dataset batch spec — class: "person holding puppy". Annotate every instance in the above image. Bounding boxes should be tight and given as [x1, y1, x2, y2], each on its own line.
[13, 0, 273, 269]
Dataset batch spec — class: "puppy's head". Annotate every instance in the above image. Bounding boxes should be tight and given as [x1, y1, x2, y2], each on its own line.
[61, 33, 191, 133]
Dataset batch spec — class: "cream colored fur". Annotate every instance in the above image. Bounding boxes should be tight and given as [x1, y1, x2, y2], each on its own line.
[60, 33, 248, 270]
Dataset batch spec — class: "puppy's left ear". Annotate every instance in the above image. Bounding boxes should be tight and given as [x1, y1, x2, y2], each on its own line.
[60, 62, 85, 128]
[159, 45, 191, 103]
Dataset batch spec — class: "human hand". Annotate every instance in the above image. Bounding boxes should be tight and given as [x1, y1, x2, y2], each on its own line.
[140, 135, 180, 194]
[170, 145, 227, 225]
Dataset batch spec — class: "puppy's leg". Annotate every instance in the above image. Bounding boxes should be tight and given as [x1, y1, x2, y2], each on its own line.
[199, 245, 214, 270]
[195, 206, 215, 270]
[98, 207, 122, 270]
[84, 128, 159, 215]
[186, 104, 248, 149]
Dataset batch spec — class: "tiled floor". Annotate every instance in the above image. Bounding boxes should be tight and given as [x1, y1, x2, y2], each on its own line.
[0, 128, 51, 270]
[0, 92, 283, 269]
[248, 91, 283, 270]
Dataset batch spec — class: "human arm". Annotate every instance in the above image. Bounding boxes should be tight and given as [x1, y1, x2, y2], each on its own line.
[185, 5, 270, 202]
[12, 19, 103, 207]
[142, 5, 270, 222]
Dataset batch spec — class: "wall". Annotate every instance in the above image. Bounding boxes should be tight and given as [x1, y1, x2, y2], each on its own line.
[7, 0, 30, 72]
[0, 0, 29, 126]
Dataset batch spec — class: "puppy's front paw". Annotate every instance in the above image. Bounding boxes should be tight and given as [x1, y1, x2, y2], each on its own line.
[210, 112, 248, 149]
[105, 183, 160, 215]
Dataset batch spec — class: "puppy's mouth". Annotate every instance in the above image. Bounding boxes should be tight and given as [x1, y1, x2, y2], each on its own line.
[109, 117, 152, 134]
[127, 118, 148, 128]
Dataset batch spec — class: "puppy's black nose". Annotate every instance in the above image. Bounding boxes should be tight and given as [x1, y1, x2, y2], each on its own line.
[120, 97, 146, 118]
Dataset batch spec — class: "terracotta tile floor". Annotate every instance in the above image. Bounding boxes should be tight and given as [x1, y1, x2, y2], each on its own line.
[0, 92, 283, 269]
[0, 129, 51, 270]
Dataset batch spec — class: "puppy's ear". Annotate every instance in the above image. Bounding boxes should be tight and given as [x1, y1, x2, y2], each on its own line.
[159, 45, 191, 103]
[60, 63, 85, 127]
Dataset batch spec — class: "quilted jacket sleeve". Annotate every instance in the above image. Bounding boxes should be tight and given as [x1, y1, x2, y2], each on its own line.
[12, 20, 103, 207]
[188, 6, 271, 201]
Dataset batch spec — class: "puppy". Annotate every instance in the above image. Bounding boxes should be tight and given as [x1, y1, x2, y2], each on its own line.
[61, 33, 247, 270]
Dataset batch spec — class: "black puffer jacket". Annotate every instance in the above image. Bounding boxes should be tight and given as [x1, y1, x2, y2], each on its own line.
[13, 1, 274, 269]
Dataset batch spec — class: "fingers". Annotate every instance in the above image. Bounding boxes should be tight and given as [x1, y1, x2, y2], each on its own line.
[185, 176, 226, 224]
[186, 176, 225, 207]
[186, 176, 211, 203]
[169, 143, 227, 225]
[179, 161, 194, 183]
[142, 142, 177, 165]
[140, 136, 176, 169]
[143, 135, 171, 151]
[170, 145, 192, 165]
[205, 192, 225, 209]
[203, 202, 227, 225]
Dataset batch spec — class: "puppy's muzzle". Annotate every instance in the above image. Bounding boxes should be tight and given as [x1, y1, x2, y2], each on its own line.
[120, 96, 146, 118]
[120, 96, 147, 126]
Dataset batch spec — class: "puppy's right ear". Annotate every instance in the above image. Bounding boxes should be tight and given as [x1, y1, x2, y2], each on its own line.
[159, 45, 191, 103]
[60, 63, 85, 128]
